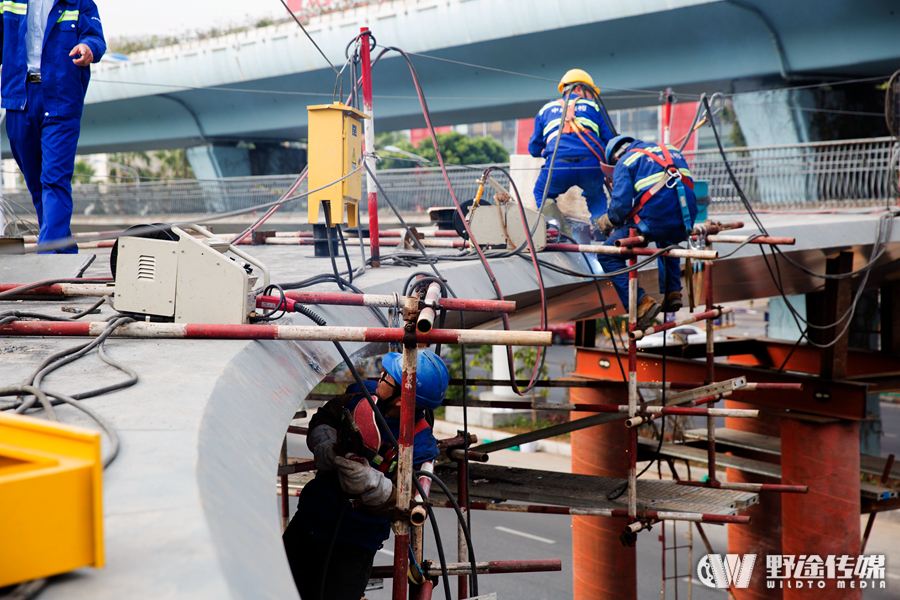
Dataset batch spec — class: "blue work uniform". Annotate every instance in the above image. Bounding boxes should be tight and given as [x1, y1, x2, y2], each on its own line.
[597, 141, 698, 308]
[528, 95, 614, 219]
[1, 0, 106, 253]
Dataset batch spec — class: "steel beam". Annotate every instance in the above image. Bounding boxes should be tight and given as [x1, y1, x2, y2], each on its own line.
[820, 252, 854, 379]
[574, 347, 869, 420]
[882, 282, 900, 356]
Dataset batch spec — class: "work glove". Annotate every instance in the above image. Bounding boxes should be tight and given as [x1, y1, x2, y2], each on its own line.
[334, 454, 393, 506]
[593, 214, 614, 235]
[307, 425, 338, 471]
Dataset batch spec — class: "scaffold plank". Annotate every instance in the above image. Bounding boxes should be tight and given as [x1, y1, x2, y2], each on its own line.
[435, 463, 757, 516]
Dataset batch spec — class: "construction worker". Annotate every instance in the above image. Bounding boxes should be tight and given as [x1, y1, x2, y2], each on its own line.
[594, 135, 698, 329]
[1, 0, 106, 253]
[282, 350, 449, 600]
[529, 69, 616, 235]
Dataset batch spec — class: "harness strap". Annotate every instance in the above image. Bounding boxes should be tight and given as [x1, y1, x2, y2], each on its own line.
[624, 144, 694, 234]
[557, 98, 578, 134]
[414, 417, 431, 436]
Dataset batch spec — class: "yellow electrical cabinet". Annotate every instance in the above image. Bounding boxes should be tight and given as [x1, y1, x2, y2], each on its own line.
[307, 102, 369, 227]
[0, 413, 104, 587]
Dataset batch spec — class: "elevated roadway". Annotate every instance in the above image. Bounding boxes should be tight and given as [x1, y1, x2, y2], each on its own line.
[2, 0, 896, 154]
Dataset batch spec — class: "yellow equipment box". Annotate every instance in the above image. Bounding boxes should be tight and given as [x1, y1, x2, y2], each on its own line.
[307, 102, 369, 227]
[0, 413, 104, 587]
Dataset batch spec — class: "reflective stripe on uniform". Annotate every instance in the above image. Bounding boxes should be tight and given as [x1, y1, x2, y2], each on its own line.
[1, 1, 28, 15]
[575, 117, 599, 136]
[58, 9, 79, 21]
[623, 145, 685, 167]
[634, 172, 665, 192]
[623, 152, 643, 167]
[543, 118, 561, 138]
[538, 101, 559, 116]
[575, 98, 600, 110]
[633, 168, 692, 192]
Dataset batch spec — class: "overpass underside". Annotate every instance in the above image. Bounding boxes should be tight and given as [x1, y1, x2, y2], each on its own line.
[3, 0, 895, 156]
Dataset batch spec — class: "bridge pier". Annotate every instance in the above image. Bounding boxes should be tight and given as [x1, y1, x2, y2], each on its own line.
[570, 386, 637, 600]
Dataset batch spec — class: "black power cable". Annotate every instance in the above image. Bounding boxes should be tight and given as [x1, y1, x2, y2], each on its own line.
[416, 470, 479, 596]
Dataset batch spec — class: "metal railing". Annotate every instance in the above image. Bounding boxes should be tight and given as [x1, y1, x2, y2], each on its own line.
[684, 136, 900, 209]
[1, 166, 488, 220]
[2, 137, 897, 220]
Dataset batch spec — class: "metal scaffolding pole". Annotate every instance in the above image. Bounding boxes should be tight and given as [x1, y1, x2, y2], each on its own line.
[627, 228, 639, 519]
[705, 239, 717, 484]
[392, 296, 419, 600]
[359, 26, 380, 267]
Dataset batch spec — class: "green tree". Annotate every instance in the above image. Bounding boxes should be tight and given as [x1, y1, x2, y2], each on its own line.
[71, 160, 95, 184]
[513, 346, 549, 400]
[377, 131, 510, 170]
[108, 151, 153, 181]
[154, 149, 195, 180]
[719, 102, 747, 148]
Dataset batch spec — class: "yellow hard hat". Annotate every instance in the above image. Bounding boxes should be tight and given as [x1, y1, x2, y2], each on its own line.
[558, 69, 599, 94]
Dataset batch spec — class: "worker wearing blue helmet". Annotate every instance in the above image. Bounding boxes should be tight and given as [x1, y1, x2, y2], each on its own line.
[282, 349, 449, 600]
[594, 135, 698, 330]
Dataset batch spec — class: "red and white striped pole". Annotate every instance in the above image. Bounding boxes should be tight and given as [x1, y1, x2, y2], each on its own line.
[359, 27, 379, 267]
[0, 320, 551, 346]
[392, 296, 419, 600]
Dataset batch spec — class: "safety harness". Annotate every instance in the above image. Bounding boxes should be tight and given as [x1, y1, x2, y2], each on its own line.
[624, 143, 694, 235]
[370, 417, 431, 476]
[555, 98, 616, 174]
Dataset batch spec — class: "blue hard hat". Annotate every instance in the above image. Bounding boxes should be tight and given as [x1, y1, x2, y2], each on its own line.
[382, 350, 449, 411]
[605, 135, 635, 165]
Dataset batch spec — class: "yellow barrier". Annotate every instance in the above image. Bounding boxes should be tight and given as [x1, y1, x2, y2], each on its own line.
[0, 413, 104, 587]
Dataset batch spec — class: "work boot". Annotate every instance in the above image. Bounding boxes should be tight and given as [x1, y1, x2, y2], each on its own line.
[636, 295, 662, 330]
[662, 291, 683, 313]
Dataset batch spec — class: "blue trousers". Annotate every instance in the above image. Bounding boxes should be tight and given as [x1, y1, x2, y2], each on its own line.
[597, 226, 687, 310]
[6, 81, 81, 253]
[533, 155, 607, 220]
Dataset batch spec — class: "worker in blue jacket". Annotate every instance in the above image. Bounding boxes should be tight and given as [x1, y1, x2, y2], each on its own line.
[594, 135, 698, 329]
[529, 69, 615, 233]
[1, 0, 106, 253]
[283, 350, 449, 600]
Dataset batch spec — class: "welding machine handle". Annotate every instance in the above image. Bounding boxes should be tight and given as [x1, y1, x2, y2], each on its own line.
[187, 223, 271, 288]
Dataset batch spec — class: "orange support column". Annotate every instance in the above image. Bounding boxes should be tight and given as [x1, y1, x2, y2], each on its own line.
[781, 418, 861, 600]
[571, 386, 637, 600]
[726, 401, 783, 600]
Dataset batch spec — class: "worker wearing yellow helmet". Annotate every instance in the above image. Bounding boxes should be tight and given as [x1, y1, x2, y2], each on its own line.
[529, 69, 617, 238]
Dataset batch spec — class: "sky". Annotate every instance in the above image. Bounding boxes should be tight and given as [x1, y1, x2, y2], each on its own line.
[97, 0, 286, 40]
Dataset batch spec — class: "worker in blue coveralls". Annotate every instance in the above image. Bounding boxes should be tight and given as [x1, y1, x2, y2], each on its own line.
[529, 69, 615, 234]
[283, 350, 449, 600]
[594, 135, 698, 330]
[1, 0, 106, 253]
